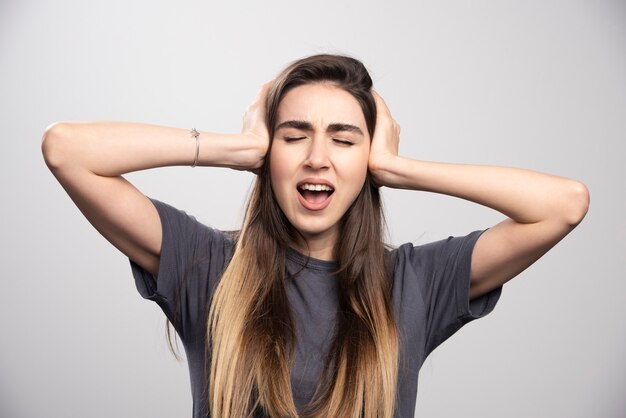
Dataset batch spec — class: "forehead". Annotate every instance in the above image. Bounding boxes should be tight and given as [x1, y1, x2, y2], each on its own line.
[276, 83, 367, 131]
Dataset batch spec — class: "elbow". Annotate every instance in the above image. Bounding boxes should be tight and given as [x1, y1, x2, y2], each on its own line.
[41, 122, 73, 170]
[563, 181, 590, 227]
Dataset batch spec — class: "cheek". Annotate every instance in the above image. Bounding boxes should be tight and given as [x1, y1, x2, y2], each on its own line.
[341, 147, 370, 183]
[269, 150, 291, 195]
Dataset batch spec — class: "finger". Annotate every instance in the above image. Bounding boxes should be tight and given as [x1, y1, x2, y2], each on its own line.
[260, 79, 273, 94]
[371, 89, 390, 114]
[255, 80, 273, 106]
[252, 81, 271, 102]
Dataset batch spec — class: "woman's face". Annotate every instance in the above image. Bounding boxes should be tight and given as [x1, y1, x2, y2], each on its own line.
[270, 82, 370, 257]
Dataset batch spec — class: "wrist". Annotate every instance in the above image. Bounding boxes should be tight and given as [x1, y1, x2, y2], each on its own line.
[239, 132, 269, 170]
[192, 132, 262, 170]
[369, 154, 402, 188]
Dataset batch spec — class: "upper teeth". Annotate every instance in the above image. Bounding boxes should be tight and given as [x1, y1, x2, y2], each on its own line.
[300, 183, 333, 191]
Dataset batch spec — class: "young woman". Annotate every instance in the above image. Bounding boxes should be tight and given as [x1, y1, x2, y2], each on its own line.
[41, 54, 589, 418]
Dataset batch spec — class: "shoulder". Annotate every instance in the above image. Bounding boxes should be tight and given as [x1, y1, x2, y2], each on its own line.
[385, 230, 486, 284]
[149, 197, 232, 233]
[148, 197, 236, 257]
[388, 230, 485, 264]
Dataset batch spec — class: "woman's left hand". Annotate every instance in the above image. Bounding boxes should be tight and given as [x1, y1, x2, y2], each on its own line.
[368, 90, 402, 187]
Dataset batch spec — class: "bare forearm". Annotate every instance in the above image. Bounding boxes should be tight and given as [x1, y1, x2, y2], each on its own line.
[374, 156, 589, 226]
[41, 121, 261, 176]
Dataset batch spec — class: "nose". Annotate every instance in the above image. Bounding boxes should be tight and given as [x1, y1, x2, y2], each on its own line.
[304, 137, 330, 170]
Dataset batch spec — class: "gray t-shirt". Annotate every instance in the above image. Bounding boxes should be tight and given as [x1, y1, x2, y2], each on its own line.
[129, 198, 502, 418]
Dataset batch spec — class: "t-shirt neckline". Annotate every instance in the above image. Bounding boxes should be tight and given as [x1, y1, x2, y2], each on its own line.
[286, 247, 339, 272]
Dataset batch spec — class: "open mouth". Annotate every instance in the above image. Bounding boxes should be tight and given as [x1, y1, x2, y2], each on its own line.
[297, 183, 335, 204]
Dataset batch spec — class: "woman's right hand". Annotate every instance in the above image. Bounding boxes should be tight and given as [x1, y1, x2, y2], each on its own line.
[241, 80, 273, 173]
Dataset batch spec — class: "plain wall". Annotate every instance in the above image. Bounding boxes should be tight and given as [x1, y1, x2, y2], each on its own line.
[1, 0, 624, 417]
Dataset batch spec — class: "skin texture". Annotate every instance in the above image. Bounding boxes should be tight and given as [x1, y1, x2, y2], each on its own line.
[270, 83, 371, 259]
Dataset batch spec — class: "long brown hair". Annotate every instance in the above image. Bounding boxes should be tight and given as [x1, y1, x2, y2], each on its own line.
[176, 53, 399, 417]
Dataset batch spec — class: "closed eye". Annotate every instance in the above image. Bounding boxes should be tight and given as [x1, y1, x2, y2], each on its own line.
[283, 136, 306, 142]
[333, 138, 354, 146]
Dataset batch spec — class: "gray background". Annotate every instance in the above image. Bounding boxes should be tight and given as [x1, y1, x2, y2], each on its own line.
[1, 0, 624, 417]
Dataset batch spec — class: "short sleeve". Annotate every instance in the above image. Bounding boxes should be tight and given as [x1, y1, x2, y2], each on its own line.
[128, 197, 234, 341]
[403, 229, 502, 356]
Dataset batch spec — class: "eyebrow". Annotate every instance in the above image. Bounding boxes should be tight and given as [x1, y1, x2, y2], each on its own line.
[275, 120, 364, 137]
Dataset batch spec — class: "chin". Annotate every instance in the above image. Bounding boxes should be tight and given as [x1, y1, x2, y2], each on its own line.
[291, 218, 338, 240]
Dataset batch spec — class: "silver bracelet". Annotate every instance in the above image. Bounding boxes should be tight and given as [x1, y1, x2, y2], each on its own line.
[190, 128, 200, 168]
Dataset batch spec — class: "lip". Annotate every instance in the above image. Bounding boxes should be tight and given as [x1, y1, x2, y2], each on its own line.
[296, 177, 335, 211]
[296, 177, 336, 189]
